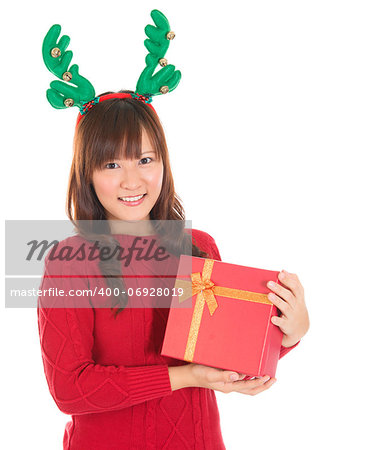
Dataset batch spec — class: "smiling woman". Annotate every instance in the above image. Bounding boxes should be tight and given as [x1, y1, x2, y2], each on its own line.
[37, 9, 304, 450]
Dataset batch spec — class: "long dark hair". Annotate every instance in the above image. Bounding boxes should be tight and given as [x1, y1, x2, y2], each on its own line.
[66, 89, 208, 317]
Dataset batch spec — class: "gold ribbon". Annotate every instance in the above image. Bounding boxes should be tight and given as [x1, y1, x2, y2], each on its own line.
[175, 258, 273, 361]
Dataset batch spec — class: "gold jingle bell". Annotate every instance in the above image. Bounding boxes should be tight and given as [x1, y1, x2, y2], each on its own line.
[159, 58, 168, 67]
[166, 31, 175, 40]
[62, 71, 72, 82]
[64, 98, 74, 107]
[51, 47, 61, 58]
[159, 86, 169, 94]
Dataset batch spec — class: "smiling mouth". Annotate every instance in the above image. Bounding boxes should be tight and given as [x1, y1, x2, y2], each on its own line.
[118, 194, 146, 202]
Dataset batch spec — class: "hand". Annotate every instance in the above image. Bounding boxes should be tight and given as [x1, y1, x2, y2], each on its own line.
[267, 270, 310, 348]
[188, 363, 277, 395]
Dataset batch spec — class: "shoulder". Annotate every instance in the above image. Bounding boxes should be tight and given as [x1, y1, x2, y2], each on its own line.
[44, 235, 88, 258]
[190, 228, 216, 247]
[43, 234, 91, 273]
[187, 228, 222, 261]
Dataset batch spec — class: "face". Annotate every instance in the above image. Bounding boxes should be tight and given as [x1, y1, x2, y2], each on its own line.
[92, 128, 164, 222]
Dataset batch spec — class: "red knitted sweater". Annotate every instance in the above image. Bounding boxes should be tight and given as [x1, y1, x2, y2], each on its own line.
[37, 229, 299, 449]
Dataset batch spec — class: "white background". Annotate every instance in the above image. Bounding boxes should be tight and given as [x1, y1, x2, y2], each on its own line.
[1, 1, 387, 449]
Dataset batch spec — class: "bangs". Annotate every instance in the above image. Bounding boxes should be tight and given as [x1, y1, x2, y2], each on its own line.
[80, 99, 163, 177]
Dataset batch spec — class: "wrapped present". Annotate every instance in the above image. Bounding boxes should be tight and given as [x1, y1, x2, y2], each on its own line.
[161, 255, 284, 378]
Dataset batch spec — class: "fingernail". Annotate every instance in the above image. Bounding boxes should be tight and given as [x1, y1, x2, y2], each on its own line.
[230, 373, 238, 381]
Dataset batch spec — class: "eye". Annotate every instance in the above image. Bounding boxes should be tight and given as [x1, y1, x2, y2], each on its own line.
[139, 157, 153, 165]
[104, 162, 119, 169]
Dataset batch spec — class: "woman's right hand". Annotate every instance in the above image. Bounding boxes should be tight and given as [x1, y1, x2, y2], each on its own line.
[188, 363, 277, 396]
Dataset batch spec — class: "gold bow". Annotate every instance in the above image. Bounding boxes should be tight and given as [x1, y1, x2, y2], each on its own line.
[191, 268, 218, 315]
[175, 258, 273, 361]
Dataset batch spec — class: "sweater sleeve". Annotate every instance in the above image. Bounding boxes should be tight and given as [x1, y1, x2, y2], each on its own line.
[205, 232, 300, 360]
[279, 340, 300, 358]
[37, 246, 172, 416]
[198, 230, 221, 261]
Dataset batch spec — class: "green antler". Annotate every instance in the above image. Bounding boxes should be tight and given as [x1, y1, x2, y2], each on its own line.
[136, 9, 182, 96]
[42, 24, 95, 109]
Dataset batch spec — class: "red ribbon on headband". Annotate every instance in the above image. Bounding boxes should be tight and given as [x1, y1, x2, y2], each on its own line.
[75, 92, 157, 127]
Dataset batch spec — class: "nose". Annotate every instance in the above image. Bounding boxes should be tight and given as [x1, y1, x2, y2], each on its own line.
[119, 163, 143, 192]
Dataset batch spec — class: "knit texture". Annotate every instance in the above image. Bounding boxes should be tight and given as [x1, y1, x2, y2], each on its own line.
[37, 229, 299, 449]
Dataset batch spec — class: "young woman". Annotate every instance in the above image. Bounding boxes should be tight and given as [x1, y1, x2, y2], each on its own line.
[37, 90, 309, 449]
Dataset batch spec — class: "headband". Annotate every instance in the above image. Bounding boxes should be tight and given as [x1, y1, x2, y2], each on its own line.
[42, 9, 181, 127]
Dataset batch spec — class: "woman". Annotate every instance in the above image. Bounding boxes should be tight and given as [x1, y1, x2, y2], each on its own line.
[39, 10, 309, 449]
[37, 91, 308, 449]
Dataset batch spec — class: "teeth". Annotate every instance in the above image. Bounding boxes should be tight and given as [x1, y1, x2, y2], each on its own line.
[119, 194, 144, 202]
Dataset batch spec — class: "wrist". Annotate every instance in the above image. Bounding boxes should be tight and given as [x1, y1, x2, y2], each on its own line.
[185, 363, 198, 388]
[168, 364, 196, 391]
[281, 335, 300, 348]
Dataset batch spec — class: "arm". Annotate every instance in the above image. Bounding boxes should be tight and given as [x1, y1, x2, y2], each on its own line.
[37, 250, 172, 416]
[168, 365, 194, 391]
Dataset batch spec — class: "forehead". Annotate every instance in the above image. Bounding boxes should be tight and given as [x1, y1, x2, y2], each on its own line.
[141, 128, 153, 148]
[113, 128, 157, 161]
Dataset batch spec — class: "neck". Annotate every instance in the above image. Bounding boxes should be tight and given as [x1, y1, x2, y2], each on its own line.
[108, 219, 156, 236]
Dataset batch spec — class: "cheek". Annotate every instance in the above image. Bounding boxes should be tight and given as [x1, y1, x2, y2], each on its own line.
[92, 174, 118, 197]
[148, 165, 164, 191]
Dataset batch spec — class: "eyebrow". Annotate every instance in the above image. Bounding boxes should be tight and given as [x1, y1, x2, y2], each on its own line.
[113, 151, 156, 162]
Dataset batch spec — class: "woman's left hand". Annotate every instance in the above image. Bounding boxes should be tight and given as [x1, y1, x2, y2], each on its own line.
[267, 270, 310, 348]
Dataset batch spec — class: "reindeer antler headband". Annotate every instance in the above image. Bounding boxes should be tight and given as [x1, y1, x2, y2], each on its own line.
[42, 9, 181, 127]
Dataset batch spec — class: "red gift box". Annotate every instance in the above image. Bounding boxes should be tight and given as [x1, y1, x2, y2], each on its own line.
[161, 255, 284, 378]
